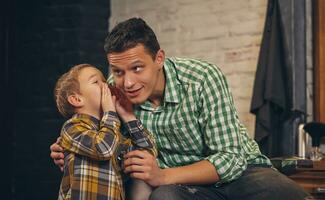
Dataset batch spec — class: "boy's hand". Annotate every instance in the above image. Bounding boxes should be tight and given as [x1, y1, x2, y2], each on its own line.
[116, 94, 136, 122]
[101, 82, 116, 112]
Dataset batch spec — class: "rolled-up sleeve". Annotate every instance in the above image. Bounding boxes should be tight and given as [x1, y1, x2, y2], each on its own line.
[198, 66, 247, 184]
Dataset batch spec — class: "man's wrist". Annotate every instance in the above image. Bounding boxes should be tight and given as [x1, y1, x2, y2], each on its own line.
[160, 168, 171, 185]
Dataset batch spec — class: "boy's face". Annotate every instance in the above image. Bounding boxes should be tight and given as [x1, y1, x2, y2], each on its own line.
[78, 67, 106, 114]
[107, 44, 165, 105]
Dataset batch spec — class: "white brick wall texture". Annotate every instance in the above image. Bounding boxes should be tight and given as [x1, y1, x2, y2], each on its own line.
[110, 0, 268, 138]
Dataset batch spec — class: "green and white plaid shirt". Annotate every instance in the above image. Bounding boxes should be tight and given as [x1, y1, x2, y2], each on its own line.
[109, 57, 271, 185]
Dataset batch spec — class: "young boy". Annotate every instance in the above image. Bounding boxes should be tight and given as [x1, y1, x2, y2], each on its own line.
[54, 63, 157, 200]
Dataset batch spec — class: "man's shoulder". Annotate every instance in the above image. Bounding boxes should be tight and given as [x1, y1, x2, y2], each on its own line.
[166, 57, 224, 84]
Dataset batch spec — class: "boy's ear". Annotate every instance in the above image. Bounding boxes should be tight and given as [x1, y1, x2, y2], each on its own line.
[67, 94, 83, 108]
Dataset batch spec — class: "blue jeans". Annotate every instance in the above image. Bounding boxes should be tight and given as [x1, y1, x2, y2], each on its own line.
[127, 166, 311, 200]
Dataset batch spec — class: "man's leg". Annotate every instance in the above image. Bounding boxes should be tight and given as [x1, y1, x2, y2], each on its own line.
[224, 166, 311, 200]
[126, 179, 153, 200]
[149, 184, 226, 200]
[129, 166, 311, 200]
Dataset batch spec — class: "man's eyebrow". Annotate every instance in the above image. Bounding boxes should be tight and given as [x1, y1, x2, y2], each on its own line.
[110, 64, 118, 69]
[131, 61, 144, 66]
[110, 60, 144, 69]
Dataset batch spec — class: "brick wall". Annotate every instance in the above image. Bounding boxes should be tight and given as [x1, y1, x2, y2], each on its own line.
[12, 0, 110, 199]
[110, 0, 268, 137]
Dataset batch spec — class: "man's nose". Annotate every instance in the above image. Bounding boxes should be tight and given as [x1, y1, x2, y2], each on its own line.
[124, 74, 135, 89]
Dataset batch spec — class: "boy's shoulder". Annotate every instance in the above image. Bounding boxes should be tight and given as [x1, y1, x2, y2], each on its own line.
[60, 114, 94, 133]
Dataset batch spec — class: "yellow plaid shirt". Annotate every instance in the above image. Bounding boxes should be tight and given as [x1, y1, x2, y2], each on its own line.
[57, 111, 157, 200]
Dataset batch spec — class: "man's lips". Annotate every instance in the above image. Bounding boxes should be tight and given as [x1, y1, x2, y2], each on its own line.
[125, 87, 143, 97]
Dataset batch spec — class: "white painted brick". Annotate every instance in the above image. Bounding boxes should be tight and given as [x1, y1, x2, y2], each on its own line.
[248, 0, 268, 8]
[211, 1, 249, 13]
[217, 35, 262, 51]
[229, 19, 265, 36]
[227, 73, 255, 95]
[228, 59, 259, 73]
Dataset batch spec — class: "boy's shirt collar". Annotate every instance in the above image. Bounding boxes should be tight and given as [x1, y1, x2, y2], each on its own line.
[72, 113, 100, 128]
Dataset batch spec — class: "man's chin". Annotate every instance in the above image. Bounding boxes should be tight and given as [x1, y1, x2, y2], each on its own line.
[128, 97, 146, 105]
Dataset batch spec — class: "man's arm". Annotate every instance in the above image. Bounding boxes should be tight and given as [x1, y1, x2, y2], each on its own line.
[124, 150, 219, 187]
[50, 138, 64, 171]
[197, 65, 247, 184]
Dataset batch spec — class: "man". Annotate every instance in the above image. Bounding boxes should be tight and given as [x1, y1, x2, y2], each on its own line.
[51, 17, 309, 200]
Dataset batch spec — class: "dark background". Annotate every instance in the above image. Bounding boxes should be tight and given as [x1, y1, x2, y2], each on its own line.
[1, 0, 111, 199]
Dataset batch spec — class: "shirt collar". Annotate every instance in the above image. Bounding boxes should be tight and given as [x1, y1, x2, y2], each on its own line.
[138, 58, 182, 111]
[72, 113, 100, 129]
[163, 58, 182, 104]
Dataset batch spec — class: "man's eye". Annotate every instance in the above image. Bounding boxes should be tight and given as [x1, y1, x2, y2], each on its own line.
[113, 70, 123, 76]
[93, 80, 98, 84]
[134, 66, 142, 72]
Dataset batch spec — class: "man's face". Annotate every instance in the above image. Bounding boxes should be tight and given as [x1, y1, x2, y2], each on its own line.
[107, 44, 165, 105]
[78, 67, 106, 113]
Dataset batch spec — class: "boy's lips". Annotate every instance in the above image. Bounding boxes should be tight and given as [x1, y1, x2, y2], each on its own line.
[125, 87, 143, 98]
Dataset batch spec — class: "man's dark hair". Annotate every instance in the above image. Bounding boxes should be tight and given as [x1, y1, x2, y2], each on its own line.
[104, 18, 160, 59]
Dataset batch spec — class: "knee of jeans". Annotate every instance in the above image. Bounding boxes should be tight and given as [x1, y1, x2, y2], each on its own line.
[149, 185, 181, 200]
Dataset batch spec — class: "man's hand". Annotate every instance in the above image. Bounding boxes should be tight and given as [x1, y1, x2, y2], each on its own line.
[50, 138, 64, 171]
[124, 150, 166, 187]
[115, 96, 136, 122]
[124, 151, 220, 186]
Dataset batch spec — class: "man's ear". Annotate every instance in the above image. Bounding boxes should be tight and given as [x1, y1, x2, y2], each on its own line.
[67, 94, 83, 108]
[155, 49, 165, 69]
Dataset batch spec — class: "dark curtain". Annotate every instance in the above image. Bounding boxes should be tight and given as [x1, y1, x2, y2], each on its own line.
[250, 0, 306, 158]
[1, 0, 14, 199]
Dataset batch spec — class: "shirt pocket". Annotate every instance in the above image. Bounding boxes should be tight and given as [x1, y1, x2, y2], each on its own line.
[160, 126, 200, 154]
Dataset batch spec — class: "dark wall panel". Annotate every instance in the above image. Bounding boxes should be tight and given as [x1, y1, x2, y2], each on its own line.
[8, 0, 110, 199]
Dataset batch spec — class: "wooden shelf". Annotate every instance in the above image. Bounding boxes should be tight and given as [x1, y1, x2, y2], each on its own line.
[288, 160, 325, 197]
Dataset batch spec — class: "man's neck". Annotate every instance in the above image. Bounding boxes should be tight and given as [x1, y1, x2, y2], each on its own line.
[149, 67, 165, 108]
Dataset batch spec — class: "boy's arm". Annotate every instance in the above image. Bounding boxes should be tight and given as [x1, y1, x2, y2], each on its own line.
[112, 87, 157, 156]
[124, 119, 157, 157]
[60, 111, 121, 160]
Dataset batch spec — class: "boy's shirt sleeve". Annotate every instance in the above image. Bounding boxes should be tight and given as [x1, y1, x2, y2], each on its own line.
[107, 75, 157, 156]
[59, 111, 121, 160]
[124, 119, 158, 157]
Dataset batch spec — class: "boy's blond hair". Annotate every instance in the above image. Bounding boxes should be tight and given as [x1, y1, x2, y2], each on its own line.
[54, 63, 94, 118]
